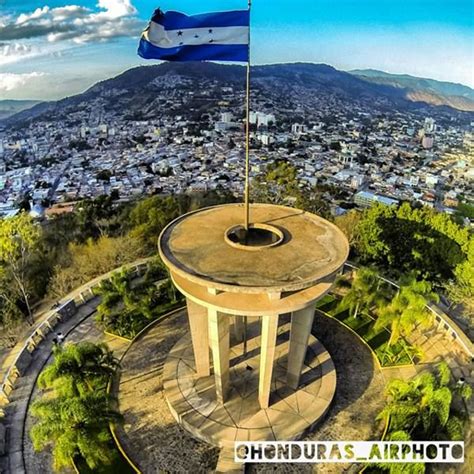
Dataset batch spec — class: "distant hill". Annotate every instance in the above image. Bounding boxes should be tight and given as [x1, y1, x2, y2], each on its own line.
[5, 62, 473, 126]
[350, 69, 474, 112]
[0, 99, 42, 120]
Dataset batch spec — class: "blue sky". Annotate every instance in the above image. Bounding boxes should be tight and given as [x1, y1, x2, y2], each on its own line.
[0, 0, 473, 100]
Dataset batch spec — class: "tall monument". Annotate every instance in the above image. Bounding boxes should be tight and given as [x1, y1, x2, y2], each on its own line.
[159, 203, 349, 447]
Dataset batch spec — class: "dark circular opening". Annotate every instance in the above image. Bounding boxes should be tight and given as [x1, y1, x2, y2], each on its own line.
[227, 226, 280, 247]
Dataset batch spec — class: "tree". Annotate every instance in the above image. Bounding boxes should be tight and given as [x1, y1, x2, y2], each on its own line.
[31, 342, 121, 471]
[334, 210, 363, 247]
[0, 212, 41, 324]
[48, 235, 142, 299]
[446, 278, 474, 314]
[354, 202, 474, 323]
[355, 202, 472, 285]
[336, 267, 387, 318]
[0, 294, 26, 348]
[374, 278, 438, 346]
[447, 237, 474, 315]
[38, 342, 118, 397]
[96, 170, 112, 183]
[379, 362, 471, 443]
[76, 195, 119, 238]
[30, 392, 121, 471]
[294, 186, 331, 218]
[250, 160, 332, 216]
[373, 429, 425, 474]
[94, 261, 178, 338]
[251, 160, 299, 204]
[128, 195, 181, 253]
[456, 202, 474, 220]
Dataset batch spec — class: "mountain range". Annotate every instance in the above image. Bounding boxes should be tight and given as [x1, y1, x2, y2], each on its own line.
[0, 99, 42, 120]
[351, 69, 474, 112]
[3, 62, 473, 126]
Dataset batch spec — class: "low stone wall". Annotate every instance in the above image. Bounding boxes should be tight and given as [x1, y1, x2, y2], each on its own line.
[0, 259, 151, 408]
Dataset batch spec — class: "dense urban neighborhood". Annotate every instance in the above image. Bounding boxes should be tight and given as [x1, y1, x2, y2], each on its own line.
[0, 63, 473, 222]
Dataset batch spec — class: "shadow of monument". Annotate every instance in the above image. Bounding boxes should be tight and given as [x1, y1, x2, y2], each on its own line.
[310, 312, 377, 417]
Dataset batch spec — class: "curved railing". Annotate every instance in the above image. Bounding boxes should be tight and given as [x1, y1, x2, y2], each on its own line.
[0, 258, 153, 406]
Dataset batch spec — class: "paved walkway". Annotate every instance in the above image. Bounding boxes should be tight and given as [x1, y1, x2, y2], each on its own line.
[115, 311, 386, 474]
[1, 297, 129, 474]
[381, 323, 473, 398]
[0, 257, 151, 386]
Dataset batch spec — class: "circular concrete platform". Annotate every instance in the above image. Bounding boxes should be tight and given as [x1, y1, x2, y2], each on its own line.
[163, 316, 336, 449]
[159, 203, 349, 293]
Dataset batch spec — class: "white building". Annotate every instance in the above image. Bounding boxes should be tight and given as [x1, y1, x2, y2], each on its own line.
[249, 112, 275, 127]
[425, 175, 439, 187]
[291, 123, 306, 134]
[350, 175, 365, 189]
[422, 135, 434, 149]
[354, 191, 399, 207]
[257, 133, 274, 146]
[424, 118, 436, 134]
[220, 112, 233, 123]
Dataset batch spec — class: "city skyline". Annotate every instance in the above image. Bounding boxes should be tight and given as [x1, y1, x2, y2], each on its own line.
[0, 0, 473, 100]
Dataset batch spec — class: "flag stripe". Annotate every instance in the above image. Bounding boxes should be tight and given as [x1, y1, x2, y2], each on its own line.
[153, 10, 249, 30]
[138, 38, 248, 62]
[146, 22, 249, 47]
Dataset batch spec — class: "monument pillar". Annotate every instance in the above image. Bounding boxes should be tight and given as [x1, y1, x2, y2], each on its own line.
[233, 316, 245, 343]
[287, 306, 316, 389]
[186, 298, 210, 377]
[208, 309, 230, 403]
[258, 315, 279, 409]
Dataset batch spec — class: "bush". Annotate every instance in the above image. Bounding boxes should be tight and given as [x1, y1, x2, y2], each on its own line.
[48, 235, 143, 299]
[94, 263, 183, 339]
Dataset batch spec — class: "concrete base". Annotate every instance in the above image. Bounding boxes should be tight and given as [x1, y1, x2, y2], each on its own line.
[163, 317, 336, 449]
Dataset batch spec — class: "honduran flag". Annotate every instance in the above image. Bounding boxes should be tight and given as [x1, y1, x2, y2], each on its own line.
[138, 8, 249, 62]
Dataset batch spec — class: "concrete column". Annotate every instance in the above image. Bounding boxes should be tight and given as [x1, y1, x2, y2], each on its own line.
[233, 316, 245, 343]
[287, 306, 315, 389]
[186, 298, 210, 377]
[208, 309, 230, 404]
[258, 315, 279, 409]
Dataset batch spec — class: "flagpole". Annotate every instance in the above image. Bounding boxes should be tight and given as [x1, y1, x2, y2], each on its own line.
[244, 0, 251, 232]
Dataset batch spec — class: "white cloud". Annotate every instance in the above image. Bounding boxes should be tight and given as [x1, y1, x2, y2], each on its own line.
[0, 72, 47, 92]
[95, 0, 137, 20]
[0, 1, 143, 71]
[16, 7, 50, 25]
[0, 1, 142, 45]
[0, 41, 67, 67]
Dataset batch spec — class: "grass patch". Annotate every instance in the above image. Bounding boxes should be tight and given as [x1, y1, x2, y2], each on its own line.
[316, 294, 416, 367]
[101, 299, 184, 340]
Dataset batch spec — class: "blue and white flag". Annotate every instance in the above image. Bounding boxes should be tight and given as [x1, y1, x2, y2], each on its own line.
[138, 8, 249, 62]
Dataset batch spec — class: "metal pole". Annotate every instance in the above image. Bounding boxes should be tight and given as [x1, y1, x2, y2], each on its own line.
[244, 0, 251, 231]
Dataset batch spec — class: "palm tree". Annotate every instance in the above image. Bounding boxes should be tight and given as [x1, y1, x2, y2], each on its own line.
[95, 269, 132, 319]
[30, 392, 121, 471]
[374, 278, 438, 346]
[336, 267, 388, 318]
[38, 342, 118, 396]
[94, 265, 180, 337]
[95, 270, 144, 334]
[378, 362, 471, 443]
[32, 342, 121, 470]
